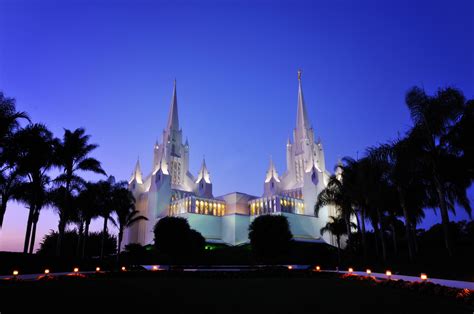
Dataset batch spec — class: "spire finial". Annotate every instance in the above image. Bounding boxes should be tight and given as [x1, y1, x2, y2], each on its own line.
[166, 79, 179, 131]
[298, 69, 302, 81]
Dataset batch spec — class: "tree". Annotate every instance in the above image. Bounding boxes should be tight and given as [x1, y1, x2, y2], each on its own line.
[0, 91, 30, 228]
[76, 182, 102, 258]
[153, 216, 205, 263]
[405, 86, 472, 256]
[110, 186, 146, 258]
[248, 214, 293, 263]
[320, 215, 355, 265]
[12, 124, 55, 253]
[53, 128, 106, 256]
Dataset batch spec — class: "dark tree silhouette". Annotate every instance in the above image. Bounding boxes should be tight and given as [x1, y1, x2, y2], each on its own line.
[153, 216, 205, 263]
[248, 215, 293, 263]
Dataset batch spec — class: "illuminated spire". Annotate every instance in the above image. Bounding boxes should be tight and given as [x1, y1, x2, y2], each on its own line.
[130, 158, 143, 184]
[296, 69, 310, 140]
[265, 156, 280, 183]
[196, 157, 211, 184]
[166, 79, 179, 131]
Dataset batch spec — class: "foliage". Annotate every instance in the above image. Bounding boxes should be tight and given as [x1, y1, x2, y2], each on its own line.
[248, 214, 293, 263]
[37, 230, 117, 257]
[153, 216, 205, 263]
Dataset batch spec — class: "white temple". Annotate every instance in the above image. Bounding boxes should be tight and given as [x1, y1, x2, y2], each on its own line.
[124, 71, 337, 247]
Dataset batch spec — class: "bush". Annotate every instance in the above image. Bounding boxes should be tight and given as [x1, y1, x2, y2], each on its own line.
[37, 230, 116, 257]
[248, 215, 292, 264]
[153, 216, 205, 263]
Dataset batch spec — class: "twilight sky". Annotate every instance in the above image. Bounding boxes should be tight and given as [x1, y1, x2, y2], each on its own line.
[0, 0, 473, 252]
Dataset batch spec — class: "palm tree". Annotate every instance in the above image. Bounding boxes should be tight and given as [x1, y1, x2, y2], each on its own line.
[76, 182, 102, 258]
[12, 124, 55, 253]
[54, 128, 106, 256]
[405, 86, 472, 256]
[110, 186, 146, 259]
[0, 92, 30, 228]
[315, 171, 356, 248]
[320, 215, 355, 265]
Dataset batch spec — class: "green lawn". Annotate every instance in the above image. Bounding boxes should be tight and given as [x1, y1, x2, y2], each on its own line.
[0, 272, 472, 314]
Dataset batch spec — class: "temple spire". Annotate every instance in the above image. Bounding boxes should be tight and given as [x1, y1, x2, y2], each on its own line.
[130, 157, 143, 184]
[166, 79, 179, 131]
[196, 157, 211, 183]
[296, 70, 310, 140]
[265, 156, 280, 183]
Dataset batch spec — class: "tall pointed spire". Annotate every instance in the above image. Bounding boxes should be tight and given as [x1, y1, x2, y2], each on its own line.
[196, 157, 211, 184]
[296, 69, 310, 140]
[166, 79, 179, 131]
[265, 156, 280, 183]
[130, 157, 143, 184]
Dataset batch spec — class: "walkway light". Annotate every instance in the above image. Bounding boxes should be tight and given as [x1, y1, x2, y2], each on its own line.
[366, 269, 371, 275]
[288, 265, 293, 270]
[315, 265, 321, 271]
[44, 269, 50, 274]
[152, 266, 159, 271]
[12, 270, 19, 276]
[73, 267, 79, 273]
[121, 266, 126, 271]
[420, 273, 428, 281]
[385, 270, 392, 278]
[348, 267, 353, 273]
[96, 267, 101, 272]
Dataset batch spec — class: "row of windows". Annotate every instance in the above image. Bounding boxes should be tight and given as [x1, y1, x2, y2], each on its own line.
[249, 197, 305, 216]
[169, 197, 226, 217]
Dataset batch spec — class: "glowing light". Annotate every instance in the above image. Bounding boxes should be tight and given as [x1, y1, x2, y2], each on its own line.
[348, 268, 353, 273]
[366, 269, 371, 275]
[152, 266, 159, 271]
[73, 267, 79, 273]
[12, 270, 19, 276]
[121, 266, 126, 271]
[420, 273, 428, 281]
[96, 267, 101, 272]
[385, 270, 392, 277]
[44, 269, 50, 274]
[315, 266, 321, 271]
[288, 265, 293, 270]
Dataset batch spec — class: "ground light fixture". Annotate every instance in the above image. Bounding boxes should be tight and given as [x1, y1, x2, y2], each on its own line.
[385, 270, 392, 278]
[366, 269, 371, 275]
[73, 267, 79, 273]
[12, 270, 19, 276]
[44, 269, 50, 274]
[152, 266, 159, 271]
[121, 266, 126, 271]
[315, 266, 321, 271]
[96, 267, 101, 272]
[420, 273, 428, 281]
[288, 265, 293, 270]
[348, 268, 353, 273]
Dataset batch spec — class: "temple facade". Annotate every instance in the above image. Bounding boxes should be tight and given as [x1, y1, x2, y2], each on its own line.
[124, 72, 337, 247]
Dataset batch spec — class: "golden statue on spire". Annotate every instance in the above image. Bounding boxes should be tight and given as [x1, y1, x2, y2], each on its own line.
[297, 69, 302, 80]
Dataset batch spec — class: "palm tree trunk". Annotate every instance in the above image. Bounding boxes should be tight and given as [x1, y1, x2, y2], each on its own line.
[82, 221, 90, 259]
[0, 199, 7, 228]
[390, 222, 398, 256]
[377, 209, 387, 262]
[373, 221, 380, 259]
[100, 215, 108, 260]
[411, 222, 419, 253]
[117, 228, 123, 263]
[434, 176, 452, 256]
[23, 206, 34, 254]
[56, 218, 66, 257]
[344, 212, 352, 248]
[359, 210, 367, 261]
[398, 188, 414, 261]
[76, 221, 84, 258]
[336, 236, 341, 267]
[28, 211, 39, 254]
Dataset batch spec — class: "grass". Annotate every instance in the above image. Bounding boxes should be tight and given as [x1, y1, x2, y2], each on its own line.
[0, 271, 472, 314]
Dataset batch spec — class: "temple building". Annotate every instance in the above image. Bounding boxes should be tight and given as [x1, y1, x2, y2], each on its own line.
[124, 72, 337, 247]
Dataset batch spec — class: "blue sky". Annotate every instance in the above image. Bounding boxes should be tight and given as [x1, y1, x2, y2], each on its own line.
[0, 0, 473, 251]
